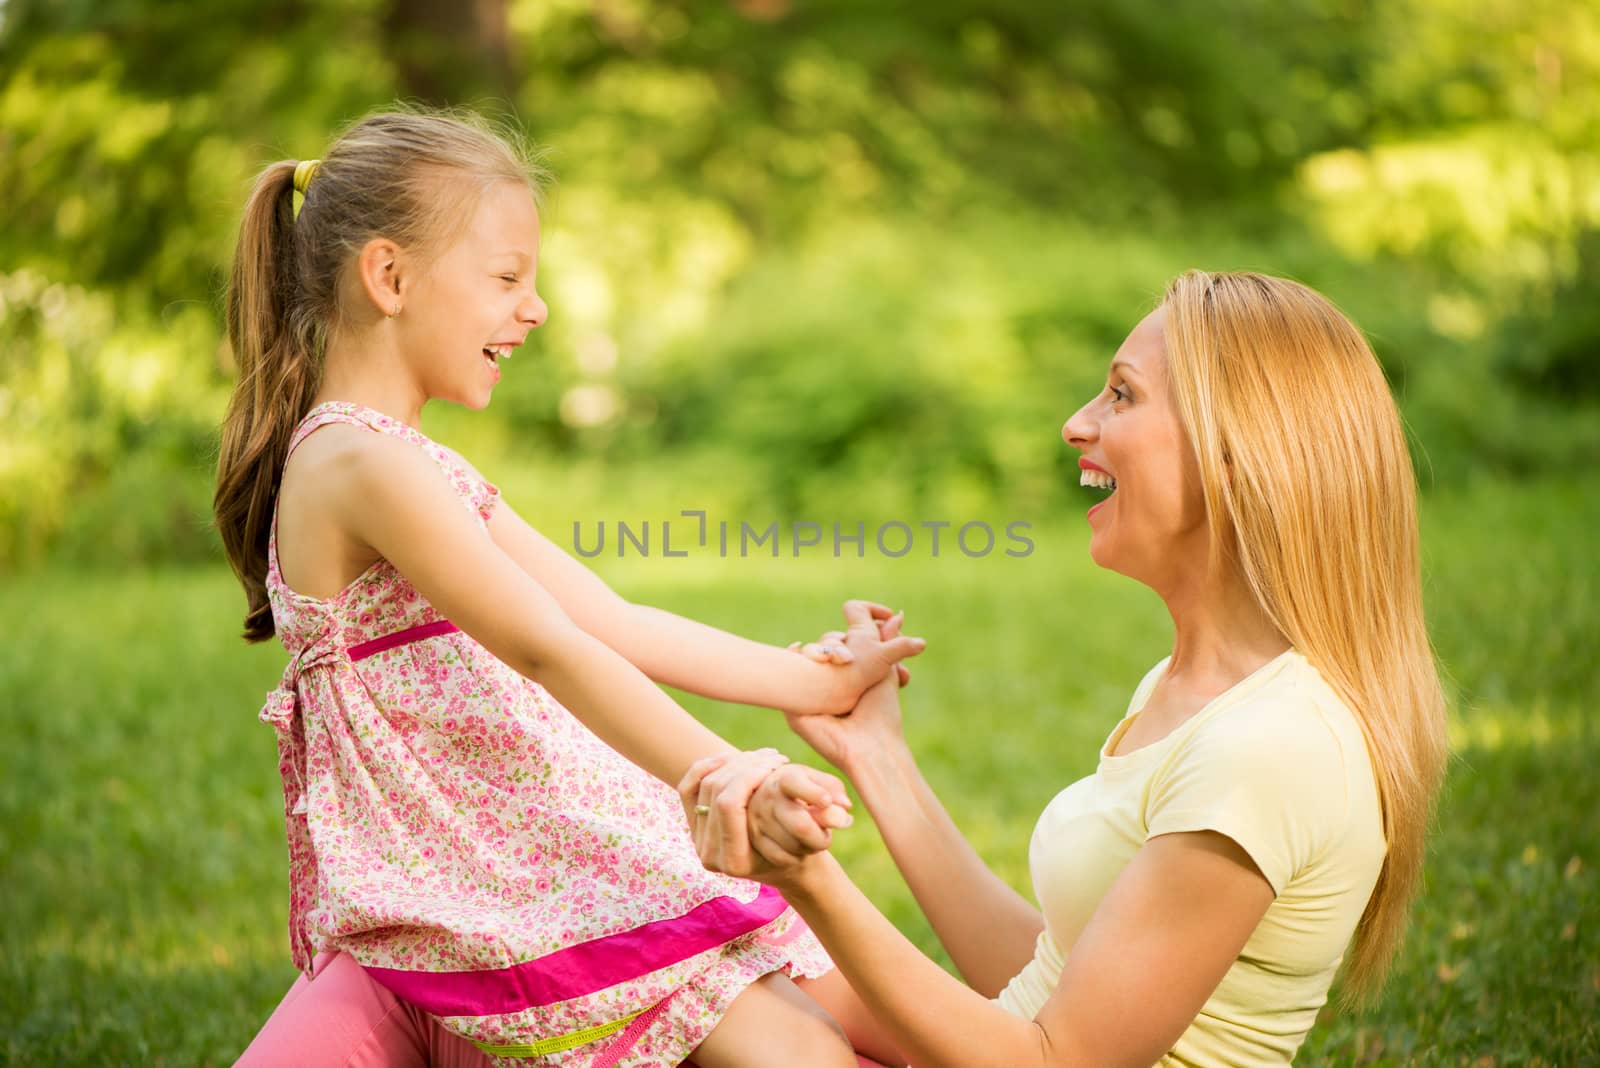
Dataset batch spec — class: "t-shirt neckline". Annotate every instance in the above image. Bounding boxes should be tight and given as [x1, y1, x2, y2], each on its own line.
[1099, 647, 1299, 765]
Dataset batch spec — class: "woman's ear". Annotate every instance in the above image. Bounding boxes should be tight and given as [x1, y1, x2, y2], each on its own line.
[354, 237, 405, 317]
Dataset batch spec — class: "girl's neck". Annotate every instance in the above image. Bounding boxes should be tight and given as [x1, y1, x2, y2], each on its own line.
[315, 333, 428, 428]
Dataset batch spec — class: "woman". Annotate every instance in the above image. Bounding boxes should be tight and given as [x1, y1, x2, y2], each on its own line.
[686, 270, 1450, 1067]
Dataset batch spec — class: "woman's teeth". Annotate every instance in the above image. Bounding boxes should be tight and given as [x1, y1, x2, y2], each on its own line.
[1080, 470, 1117, 491]
[483, 344, 513, 367]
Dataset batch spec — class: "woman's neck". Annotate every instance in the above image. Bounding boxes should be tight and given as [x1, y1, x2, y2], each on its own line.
[1161, 562, 1290, 690]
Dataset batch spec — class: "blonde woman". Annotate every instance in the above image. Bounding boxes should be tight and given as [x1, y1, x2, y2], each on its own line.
[684, 270, 1450, 1067]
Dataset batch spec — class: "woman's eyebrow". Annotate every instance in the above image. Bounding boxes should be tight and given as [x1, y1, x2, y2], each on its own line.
[1110, 359, 1141, 382]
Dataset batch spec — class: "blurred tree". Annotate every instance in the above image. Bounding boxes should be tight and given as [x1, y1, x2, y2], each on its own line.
[1497, 228, 1600, 401]
[384, 0, 514, 105]
[1, 0, 1596, 570]
[512, 0, 1382, 231]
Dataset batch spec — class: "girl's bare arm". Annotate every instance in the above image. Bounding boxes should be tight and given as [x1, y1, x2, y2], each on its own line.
[333, 435, 785, 787]
[486, 501, 922, 715]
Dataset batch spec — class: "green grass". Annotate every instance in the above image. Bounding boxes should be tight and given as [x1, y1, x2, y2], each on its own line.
[2, 476, 1596, 1065]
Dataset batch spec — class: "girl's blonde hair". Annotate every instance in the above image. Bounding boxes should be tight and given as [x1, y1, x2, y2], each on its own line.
[214, 107, 549, 642]
[1160, 270, 1448, 1000]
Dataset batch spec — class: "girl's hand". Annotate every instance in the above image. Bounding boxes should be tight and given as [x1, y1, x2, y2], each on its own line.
[788, 600, 924, 716]
[679, 751, 851, 881]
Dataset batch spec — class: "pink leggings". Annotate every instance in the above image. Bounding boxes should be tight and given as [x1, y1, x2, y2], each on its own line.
[236, 951, 892, 1067]
[236, 951, 492, 1067]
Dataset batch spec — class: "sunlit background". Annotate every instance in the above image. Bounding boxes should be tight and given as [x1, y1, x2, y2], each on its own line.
[1, 1, 1596, 1064]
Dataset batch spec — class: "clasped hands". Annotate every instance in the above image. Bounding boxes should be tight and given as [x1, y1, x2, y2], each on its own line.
[678, 600, 917, 884]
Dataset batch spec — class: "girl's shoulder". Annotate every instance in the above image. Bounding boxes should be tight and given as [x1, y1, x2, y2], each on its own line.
[286, 404, 450, 480]
[282, 411, 415, 486]
[286, 402, 498, 521]
[439, 444, 490, 486]
[304, 425, 451, 498]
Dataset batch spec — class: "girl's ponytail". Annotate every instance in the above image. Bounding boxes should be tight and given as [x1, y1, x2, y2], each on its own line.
[215, 161, 321, 642]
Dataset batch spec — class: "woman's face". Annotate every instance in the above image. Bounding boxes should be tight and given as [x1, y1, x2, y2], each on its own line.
[1062, 308, 1209, 591]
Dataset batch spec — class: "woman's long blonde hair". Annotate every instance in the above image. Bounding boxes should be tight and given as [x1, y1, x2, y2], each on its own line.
[1160, 270, 1448, 1000]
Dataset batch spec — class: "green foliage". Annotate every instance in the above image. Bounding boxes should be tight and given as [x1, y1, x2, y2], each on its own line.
[629, 215, 1163, 514]
[1, 0, 1596, 570]
[0, 270, 226, 565]
[2, 477, 1596, 1063]
[1495, 228, 1600, 400]
[0, 0, 400, 572]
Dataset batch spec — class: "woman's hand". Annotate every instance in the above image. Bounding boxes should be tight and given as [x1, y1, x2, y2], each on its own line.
[679, 751, 852, 882]
[788, 600, 924, 717]
[785, 661, 906, 781]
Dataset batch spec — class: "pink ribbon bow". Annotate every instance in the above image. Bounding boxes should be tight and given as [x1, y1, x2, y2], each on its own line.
[258, 629, 346, 976]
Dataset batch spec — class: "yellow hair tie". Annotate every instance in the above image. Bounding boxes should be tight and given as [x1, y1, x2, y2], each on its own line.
[294, 159, 321, 193]
[292, 159, 321, 219]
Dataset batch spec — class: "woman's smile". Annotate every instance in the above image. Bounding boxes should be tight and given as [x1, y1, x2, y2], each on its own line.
[1080, 458, 1117, 519]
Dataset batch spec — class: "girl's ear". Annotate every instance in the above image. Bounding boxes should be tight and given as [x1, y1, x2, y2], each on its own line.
[354, 236, 405, 317]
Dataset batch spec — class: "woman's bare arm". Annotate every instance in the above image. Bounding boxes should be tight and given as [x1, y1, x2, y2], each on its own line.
[848, 735, 1046, 996]
[686, 747, 1276, 1068]
[784, 639, 1043, 995]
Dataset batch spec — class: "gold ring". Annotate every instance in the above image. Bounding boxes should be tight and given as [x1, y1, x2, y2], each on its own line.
[694, 804, 711, 816]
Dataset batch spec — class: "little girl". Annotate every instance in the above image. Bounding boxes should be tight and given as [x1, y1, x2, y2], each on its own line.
[215, 109, 916, 1067]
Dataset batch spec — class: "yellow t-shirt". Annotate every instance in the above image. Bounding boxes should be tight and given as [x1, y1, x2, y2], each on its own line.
[996, 649, 1385, 1066]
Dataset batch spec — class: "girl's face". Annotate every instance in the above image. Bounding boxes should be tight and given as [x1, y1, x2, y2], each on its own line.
[397, 181, 548, 410]
[1062, 308, 1209, 591]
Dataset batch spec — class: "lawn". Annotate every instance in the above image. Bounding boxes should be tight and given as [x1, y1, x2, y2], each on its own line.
[1, 475, 1595, 1065]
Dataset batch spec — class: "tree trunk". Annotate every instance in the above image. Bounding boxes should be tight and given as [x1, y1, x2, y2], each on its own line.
[383, 0, 514, 107]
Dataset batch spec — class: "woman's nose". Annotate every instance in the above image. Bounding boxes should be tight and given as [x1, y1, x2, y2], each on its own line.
[1062, 398, 1097, 446]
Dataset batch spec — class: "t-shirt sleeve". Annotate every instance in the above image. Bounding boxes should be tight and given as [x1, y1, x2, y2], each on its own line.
[1144, 703, 1349, 895]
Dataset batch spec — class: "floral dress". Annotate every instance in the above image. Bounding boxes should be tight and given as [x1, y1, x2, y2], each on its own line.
[258, 402, 831, 1066]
